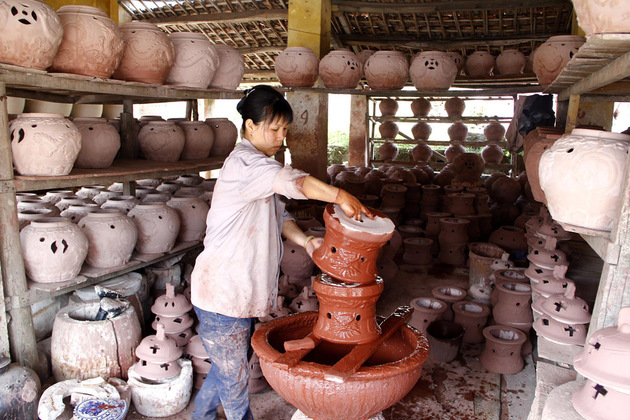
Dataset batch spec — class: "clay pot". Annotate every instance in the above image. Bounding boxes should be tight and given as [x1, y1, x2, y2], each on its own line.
[448, 193, 476, 216]
[495, 49, 526, 75]
[114, 22, 175, 84]
[0, 0, 63, 70]
[165, 32, 219, 88]
[205, 118, 238, 157]
[444, 97, 465, 118]
[409, 297, 447, 335]
[409, 51, 458, 91]
[378, 121, 399, 139]
[403, 237, 433, 265]
[73, 117, 120, 168]
[51, 6, 124, 78]
[411, 142, 432, 162]
[356, 49, 375, 78]
[178, 121, 214, 160]
[274, 47, 319, 88]
[41, 190, 71, 206]
[491, 176, 522, 204]
[465, 51, 495, 76]
[426, 320, 464, 362]
[431, 286, 467, 321]
[492, 282, 533, 330]
[381, 184, 407, 208]
[444, 144, 465, 163]
[76, 185, 106, 200]
[453, 301, 491, 343]
[101, 195, 138, 215]
[21, 217, 88, 283]
[56, 196, 90, 213]
[411, 121, 432, 140]
[378, 141, 398, 161]
[364, 50, 409, 90]
[280, 239, 315, 281]
[452, 153, 484, 183]
[10, 113, 81, 176]
[335, 172, 366, 197]
[127, 203, 180, 254]
[410, 98, 431, 117]
[18, 208, 54, 230]
[78, 210, 137, 268]
[539, 283, 590, 325]
[572, 0, 630, 35]
[447, 122, 468, 142]
[18, 199, 59, 216]
[484, 122, 506, 142]
[481, 144, 504, 164]
[479, 326, 527, 374]
[312, 204, 395, 284]
[539, 129, 630, 232]
[447, 51, 465, 73]
[378, 99, 399, 116]
[319, 49, 361, 89]
[489, 226, 527, 253]
[138, 121, 186, 162]
[209, 44, 244, 90]
[166, 196, 209, 242]
[533, 35, 585, 88]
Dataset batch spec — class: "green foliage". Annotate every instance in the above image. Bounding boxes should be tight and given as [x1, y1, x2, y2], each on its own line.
[327, 130, 350, 165]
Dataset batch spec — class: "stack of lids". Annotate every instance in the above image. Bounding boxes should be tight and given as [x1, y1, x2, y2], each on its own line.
[533, 282, 590, 345]
[151, 283, 194, 347]
[135, 323, 183, 382]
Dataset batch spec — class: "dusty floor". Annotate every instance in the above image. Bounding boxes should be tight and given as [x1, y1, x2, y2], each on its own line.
[127, 263, 536, 420]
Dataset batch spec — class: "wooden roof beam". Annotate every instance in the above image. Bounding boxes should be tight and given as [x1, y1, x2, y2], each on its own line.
[332, 0, 571, 14]
[339, 34, 555, 49]
[148, 8, 288, 26]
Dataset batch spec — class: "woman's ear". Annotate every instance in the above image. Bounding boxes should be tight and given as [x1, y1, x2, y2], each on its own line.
[245, 119, 256, 134]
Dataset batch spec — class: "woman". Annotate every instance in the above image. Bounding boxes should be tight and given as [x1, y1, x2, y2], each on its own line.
[191, 85, 371, 420]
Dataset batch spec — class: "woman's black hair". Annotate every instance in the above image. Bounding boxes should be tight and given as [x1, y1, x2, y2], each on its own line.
[236, 85, 293, 131]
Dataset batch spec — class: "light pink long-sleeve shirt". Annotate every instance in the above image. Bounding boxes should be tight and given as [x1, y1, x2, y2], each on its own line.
[191, 139, 308, 318]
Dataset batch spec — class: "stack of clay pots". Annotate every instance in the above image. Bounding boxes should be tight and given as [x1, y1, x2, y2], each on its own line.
[185, 335, 212, 390]
[446, 122, 468, 162]
[151, 283, 194, 347]
[481, 122, 506, 164]
[438, 217, 470, 266]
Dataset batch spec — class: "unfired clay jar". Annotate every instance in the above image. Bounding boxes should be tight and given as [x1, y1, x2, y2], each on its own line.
[491, 176, 522, 204]
[205, 118, 238, 156]
[453, 301, 491, 344]
[18, 208, 54, 230]
[523, 129, 561, 204]
[114, 22, 175, 84]
[274, 47, 319, 87]
[409, 51, 458, 91]
[410, 97, 431, 116]
[410, 297, 447, 335]
[209, 44, 244, 90]
[533, 35, 585, 88]
[495, 49, 526, 75]
[378, 120, 399, 139]
[533, 314, 587, 345]
[448, 193, 476, 216]
[280, 239, 315, 281]
[411, 121, 432, 140]
[0, 0, 63, 70]
[128, 203, 180, 254]
[138, 121, 185, 162]
[445, 97, 465, 118]
[20, 217, 88, 283]
[448, 122, 468, 142]
[403, 237, 433, 265]
[452, 153, 484, 183]
[378, 141, 398, 160]
[572, 0, 630, 35]
[381, 184, 407, 208]
[539, 129, 630, 232]
[426, 320, 464, 363]
[465, 51, 495, 76]
[319, 49, 361, 89]
[178, 121, 214, 160]
[101, 195, 138, 214]
[364, 50, 409, 90]
[56, 196, 90, 213]
[481, 144, 504, 164]
[447, 51, 465, 73]
[411, 142, 432, 162]
[312, 204, 395, 284]
[484, 122, 506, 142]
[479, 326, 527, 374]
[10, 113, 81, 176]
[379, 99, 399, 116]
[73, 117, 120, 169]
[78, 210, 137, 268]
[166, 197, 208, 242]
[51, 6, 124, 78]
[165, 32, 218, 88]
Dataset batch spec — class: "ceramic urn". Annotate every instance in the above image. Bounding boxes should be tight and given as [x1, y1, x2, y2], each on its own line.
[138, 121, 186, 162]
[274, 47, 319, 88]
[409, 51, 458, 91]
[533, 35, 585, 88]
[209, 44, 245, 90]
[166, 32, 219, 89]
[78, 209, 138, 268]
[319, 49, 361, 89]
[73, 117, 121, 169]
[364, 50, 409, 90]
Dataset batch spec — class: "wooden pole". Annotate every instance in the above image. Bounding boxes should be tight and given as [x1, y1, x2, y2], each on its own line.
[348, 95, 368, 166]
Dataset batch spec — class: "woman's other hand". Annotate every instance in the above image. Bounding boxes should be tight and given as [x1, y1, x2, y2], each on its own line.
[335, 189, 374, 221]
[305, 237, 324, 258]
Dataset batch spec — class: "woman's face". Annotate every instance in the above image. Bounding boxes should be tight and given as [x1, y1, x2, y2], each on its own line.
[248, 117, 289, 157]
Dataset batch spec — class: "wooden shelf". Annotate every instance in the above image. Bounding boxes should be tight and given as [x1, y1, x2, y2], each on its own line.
[370, 116, 512, 124]
[370, 159, 513, 171]
[7, 157, 224, 192]
[371, 138, 509, 147]
[281, 85, 542, 97]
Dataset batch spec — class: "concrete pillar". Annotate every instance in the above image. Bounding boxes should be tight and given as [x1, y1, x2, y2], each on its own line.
[348, 95, 368, 166]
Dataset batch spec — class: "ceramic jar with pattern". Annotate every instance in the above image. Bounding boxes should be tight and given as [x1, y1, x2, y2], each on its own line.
[78, 209, 137, 268]
[364, 51, 409, 90]
[533, 35, 585, 88]
[127, 203, 180, 253]
[409, 51, 458, 91]
[166, 196, 209, 242]
[166, 32, 219, 88]
[209, 44, 245, 90]
[138, 121, 186, 162]
[73, 117, 120, 168]
[274, 47, 319, 88]
[495, 49, 526, 75]
[319, 49, 361, 89]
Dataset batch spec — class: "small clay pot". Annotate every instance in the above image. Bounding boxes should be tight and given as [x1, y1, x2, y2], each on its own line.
[445, 97, 466, 118]
[411, 121, 432, 141]
[426, 320, 464, 362]
[453, 301, 491, 344]
[448, 193, 476, 216]
[379, 99, 399, 116]
[445, 145, 466, 163]
[378, 142, 399, 161]
[166, 32, 219, 89]
[491, 177, 522, 204]
[447, 122, 468, 142]
[492, 282, 533, 329]
[484, 122, 506, 142]
[403, 237, 433, 266]
[438, 217, 470, 245]
[381, 184, 407, 208]
[378, 121, 399, 139]
[410, 98, 431, 117]
[481, 144, 504, 164]
[432, 286, 467, 321]
[479, 325, 527, 374]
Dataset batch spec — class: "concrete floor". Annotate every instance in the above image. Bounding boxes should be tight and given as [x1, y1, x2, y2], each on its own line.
[127, 263, 536, 420]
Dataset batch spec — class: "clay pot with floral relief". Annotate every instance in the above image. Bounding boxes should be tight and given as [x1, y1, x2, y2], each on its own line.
[78, 209, 138, 268]
[453, 301, 491, 344]
[410, 98, 431, 117]
[73, 117, 120, 168]
[138, 121, 185, 162]
[319, 49, 361, 89]
[495, 49, 526, 75]
[166, 32, 219, 88]
[274, 47, 319, 87]
[479, 325, 527, 374]
[209, 44, 245, 90]
[364, 50, 409, 90]
[409, 51, 458, 91]
[127, 203, 180, 254]
[445, 97, 465, 118]
[466, 51, 495, 76]
[533, 35, 585, 88]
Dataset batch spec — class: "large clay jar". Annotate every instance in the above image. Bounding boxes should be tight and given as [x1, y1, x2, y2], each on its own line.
[10, 113, 81, 176]
[319, 49, 361, 89]
[356, 49, 375, 78]
[364, 50, 409, 90]
[411, 121, 432, 140]
[410, 51, 457, 91]
[524, 128, 562, 204]
[533, 35, 585, 88]
[114, 22, 175, 84]
[572, 0, 630, 35]
[209, 44, 245, 90]
[166, 196, 209, 242]
[51, 6, 124, 78]
[410, 98, 431, 116]
[274, 47, 319, 87]
[0, 0, 63, 70]
[539, 129, 630, 232]
[379, 99, 398, 116]
[127, 203, 180, 253]
[448, 122, 468, 142]
[73, 117, 120, 169]
[453, 301, 491, 344]
[495, 49, 526, 75]
[479, 325, 527, 374]
[165, 32, 219, 88]
[138, 121, 185, 162]
[466, 51, 495, 76]
[411, 142, 432, 162]
[205, 118, 238, 157]
[445, 97, 465, 118]
[20, 217, 88, 283]
[78, 210, 137, 268]
[484, 122, 506, 142]
[178, 121, 214, 160]
[481, 144, 504, 164]
[378, 121, 399, 139]
[378, 141, 398, 161]
[101, 195, 138, 215]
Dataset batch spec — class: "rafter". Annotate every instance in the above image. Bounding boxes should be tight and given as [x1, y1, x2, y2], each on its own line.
[148, 8, 288, 26]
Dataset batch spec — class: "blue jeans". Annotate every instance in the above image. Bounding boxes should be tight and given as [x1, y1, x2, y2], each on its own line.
[193, 307, 255, 420]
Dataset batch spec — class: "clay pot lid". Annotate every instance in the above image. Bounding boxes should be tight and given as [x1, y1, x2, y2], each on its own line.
[534, 220, 572, 241]
[574, 308, 630, 391]
[539, 283, 590, 324]
[134, 358, 182, 382]
[532, 266, 575, 298]
[524, 263, 555, 283]
[73, 398, 128, 420]
[527, 237, 568, 269]
[431, 286, 467, 303]
[410, 297, 448, 314]
[452, 301, 491, 318]
[531, 295, 547, 315]
[483, 325, 527, 346]
[318, 204, 395, 241]
[533, 315, 588, 346]
[573, 380, 630, 420]
[151, 313, 194, 333]
[151, 283, 193, 316]
[398, 225, 425, 236]
[166, 328, 194, 348]
[136, 323, 183, 362]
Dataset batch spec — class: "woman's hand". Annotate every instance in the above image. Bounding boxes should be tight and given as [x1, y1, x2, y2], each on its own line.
[335, 189, 374, 221]
[305, 237, 324, 258]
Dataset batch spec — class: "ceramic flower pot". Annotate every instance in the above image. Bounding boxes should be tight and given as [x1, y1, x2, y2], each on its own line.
[364, 50, 409, 90]
[533, 35, 585, 88]
[178, 121, 214, 160]
[127, 203, 180, 254]
[465, 51, 495, 76]
[166, 197, 209, 242]
[411, 121, 432, 140]
[379, 99, 398, 116]
[204, 118, 238, 157]
[10, 113, 81, 176]
[78, 210, 138, 268]
[319, 49, 361, 89]
[73, 117, 120, 169]
[410, 98, 431, 116]
[479, 325, 527, 374]
[51, 5, 124, 78]
[138, 121, 186, 162]
[409, 51, 457, 91]
[209, 44, 244, 90]
[274, 47, 319, 87]
[165, 32, 219, 88]
[0, 0, 63, 70]
[495, 49, 526, 75]
[445, 97, 465, 118]
[453, 301, 491, 344]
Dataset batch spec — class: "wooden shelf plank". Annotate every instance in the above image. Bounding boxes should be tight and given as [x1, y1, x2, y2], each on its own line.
[370, 116, 512, 123]
[280, 85, 542, 97]
[370, 138, 509, 147]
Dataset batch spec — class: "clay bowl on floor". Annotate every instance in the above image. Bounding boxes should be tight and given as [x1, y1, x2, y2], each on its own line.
[252, 312, 429, 420]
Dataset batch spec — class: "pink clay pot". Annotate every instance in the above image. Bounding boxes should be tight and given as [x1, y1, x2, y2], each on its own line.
[274, 47, 319, 88]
